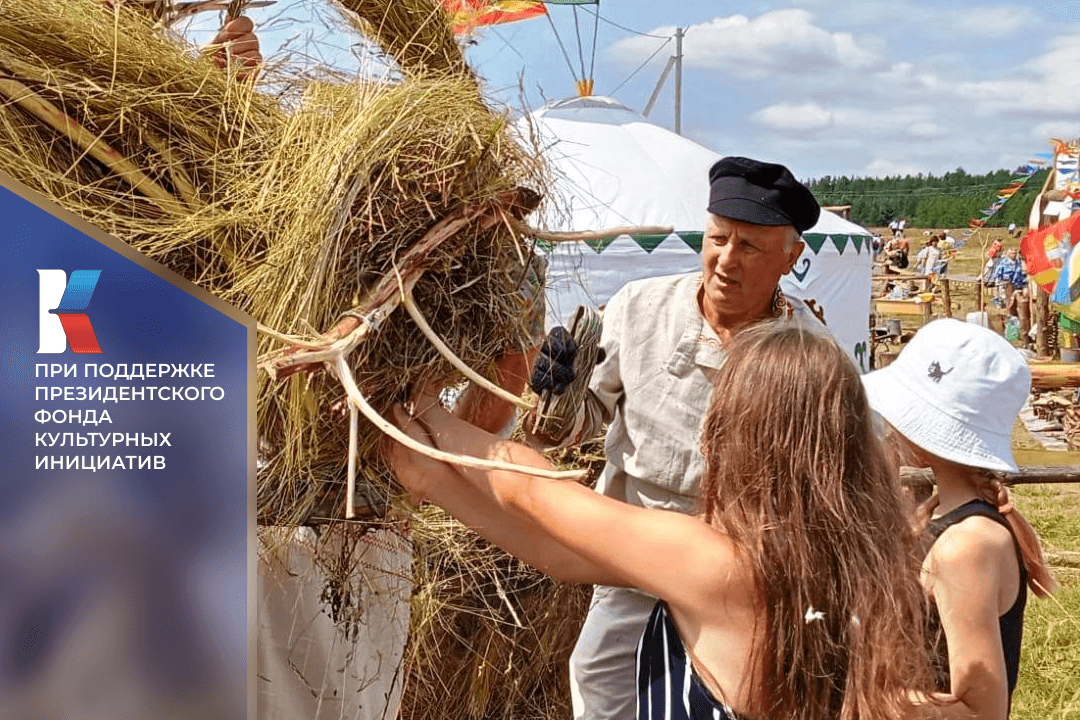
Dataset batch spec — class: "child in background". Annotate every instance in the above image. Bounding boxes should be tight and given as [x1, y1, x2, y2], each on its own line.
[863, 319, 1056, 719]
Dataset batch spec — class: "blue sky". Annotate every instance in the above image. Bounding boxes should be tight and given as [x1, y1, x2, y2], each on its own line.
[186, 1, 1080, 181]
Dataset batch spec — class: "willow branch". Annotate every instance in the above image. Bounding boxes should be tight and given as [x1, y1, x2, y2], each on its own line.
[510, 219, 675, 242]
[399, 279, 535, 412]
[333, 355, 585, 481]
[346, 403, 359, 519]
[0, 77, 185, 215]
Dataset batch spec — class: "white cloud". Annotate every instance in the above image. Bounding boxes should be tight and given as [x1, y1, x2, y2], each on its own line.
[752, 103, 834, 132]
[907, 122, 943, 138]
[952, 5, 1042, 37]
[775, 1, 1039, 38]
[753, 102, 940, 137]
[1033, 121, 1080, 143]
[1025, 32, 1080, 76]
[881, 62, 916, 82]
[927, 32, 1080, 116]
[864, 158, 924, 178]
[609, 10, 885, 77]
[598, 2, 1071, 178]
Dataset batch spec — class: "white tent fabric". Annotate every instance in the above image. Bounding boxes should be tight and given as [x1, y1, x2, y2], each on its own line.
[524, 96, 719, 238]
[523, 96, 873, 370]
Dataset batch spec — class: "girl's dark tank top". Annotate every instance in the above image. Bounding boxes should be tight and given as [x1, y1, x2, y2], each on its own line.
[926, 498, 1027, 705]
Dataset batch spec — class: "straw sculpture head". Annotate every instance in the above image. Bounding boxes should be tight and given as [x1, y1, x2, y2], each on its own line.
[1, 0, 548, 528]
[1, 5, 593, 718]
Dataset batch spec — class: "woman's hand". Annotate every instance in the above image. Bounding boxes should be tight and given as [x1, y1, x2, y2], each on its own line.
[385, 404, 447, 504]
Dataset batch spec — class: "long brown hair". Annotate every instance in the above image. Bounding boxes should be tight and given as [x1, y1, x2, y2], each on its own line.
[699, 321, 935, 720]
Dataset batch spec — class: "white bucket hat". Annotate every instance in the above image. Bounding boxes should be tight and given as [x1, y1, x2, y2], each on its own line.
[861, 318, 1031, 472]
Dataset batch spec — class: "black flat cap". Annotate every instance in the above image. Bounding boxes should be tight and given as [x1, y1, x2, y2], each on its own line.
[707, 156, 821, 234]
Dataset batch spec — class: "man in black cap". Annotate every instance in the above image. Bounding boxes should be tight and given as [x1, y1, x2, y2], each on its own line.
[526, 156, 820, 720]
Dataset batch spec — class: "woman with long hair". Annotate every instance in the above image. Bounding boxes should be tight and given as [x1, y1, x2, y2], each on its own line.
[863, 318, 1056, 720]
[387, 320, 941, 720]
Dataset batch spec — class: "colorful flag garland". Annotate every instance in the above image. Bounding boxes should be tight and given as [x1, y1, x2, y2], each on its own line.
[967, 153, 1046, 230]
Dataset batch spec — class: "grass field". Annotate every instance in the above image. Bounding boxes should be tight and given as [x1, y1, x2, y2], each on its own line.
[879, 228, 1080, 718]
[1012, 479, 1080, 720]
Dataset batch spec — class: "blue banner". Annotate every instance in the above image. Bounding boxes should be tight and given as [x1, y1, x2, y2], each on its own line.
[0, 174, 253, 720]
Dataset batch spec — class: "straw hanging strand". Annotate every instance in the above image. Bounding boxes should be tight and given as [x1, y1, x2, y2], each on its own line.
[0, 77, 185, 215]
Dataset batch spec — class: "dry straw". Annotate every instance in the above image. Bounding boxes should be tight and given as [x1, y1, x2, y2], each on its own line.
[0, 0, 563, 524]
[1, 1, 597, 716]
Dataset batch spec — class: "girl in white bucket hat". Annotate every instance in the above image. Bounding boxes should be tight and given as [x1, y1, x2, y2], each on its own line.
[862, 318, 1055, 719]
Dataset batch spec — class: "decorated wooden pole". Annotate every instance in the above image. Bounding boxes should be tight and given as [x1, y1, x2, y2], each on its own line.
[1035, 288, 1050, 357]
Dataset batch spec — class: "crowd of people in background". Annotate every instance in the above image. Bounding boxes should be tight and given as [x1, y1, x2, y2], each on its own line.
[875, 219, 1033, 321]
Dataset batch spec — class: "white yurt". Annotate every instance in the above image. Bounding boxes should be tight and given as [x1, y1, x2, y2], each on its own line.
[522, 96, 875, 371]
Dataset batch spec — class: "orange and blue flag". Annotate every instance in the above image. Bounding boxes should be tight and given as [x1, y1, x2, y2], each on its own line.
[1021, 214, 1080, 292]
[1052, 225, 1080, 322]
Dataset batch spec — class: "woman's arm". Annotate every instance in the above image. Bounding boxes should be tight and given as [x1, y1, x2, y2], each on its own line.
[392, 398, 737, 614]
[388, 414, 619, 585]
[453, 348, 539, 435]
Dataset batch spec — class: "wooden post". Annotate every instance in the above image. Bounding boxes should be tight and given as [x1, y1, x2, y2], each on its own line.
[1017, 283, 1032, 340]
[977, 278, 984, 312]
[1035, 287, 1049, 357]
[941, 278, 952, 318]
[922, 298, 933, 325]
[902, 465, 1080, 502]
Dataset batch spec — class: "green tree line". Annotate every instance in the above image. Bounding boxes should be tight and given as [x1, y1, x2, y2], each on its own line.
[808, 167, 1049, 229]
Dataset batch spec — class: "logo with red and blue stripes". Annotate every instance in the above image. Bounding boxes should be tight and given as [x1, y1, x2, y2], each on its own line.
[36, 269, 102, 354]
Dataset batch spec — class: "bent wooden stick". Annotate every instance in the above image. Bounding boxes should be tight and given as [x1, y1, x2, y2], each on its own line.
[510, 219, 675, 243]
[346, 403, 359, 519]
[399, 281, 535, 412]
[0, 77, 185, 215]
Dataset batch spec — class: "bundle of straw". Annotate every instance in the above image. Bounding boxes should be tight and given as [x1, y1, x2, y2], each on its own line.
[404, 505, 590, 720]
[3, 4, 602, 715]
[0, 0, 282, 281]
[401, 437, 607, 720]
[1, 0, 548, 528]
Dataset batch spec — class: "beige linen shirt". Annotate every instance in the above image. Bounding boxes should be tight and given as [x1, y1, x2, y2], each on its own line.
[572, 271, 812, 513]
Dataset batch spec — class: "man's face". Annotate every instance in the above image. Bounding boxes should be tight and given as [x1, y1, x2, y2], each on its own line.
[1007, 249, 1018, 260]
[700, 214, 804, 323]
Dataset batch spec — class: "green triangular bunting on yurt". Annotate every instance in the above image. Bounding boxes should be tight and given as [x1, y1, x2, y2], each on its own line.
[585, 235, 620, 253]
[801, 233, 828, 255]
[831, 234, 850, 254]
[677, 232, 703, 252]
[851, 235, 864, 254]
[631, 233, 671, 253]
